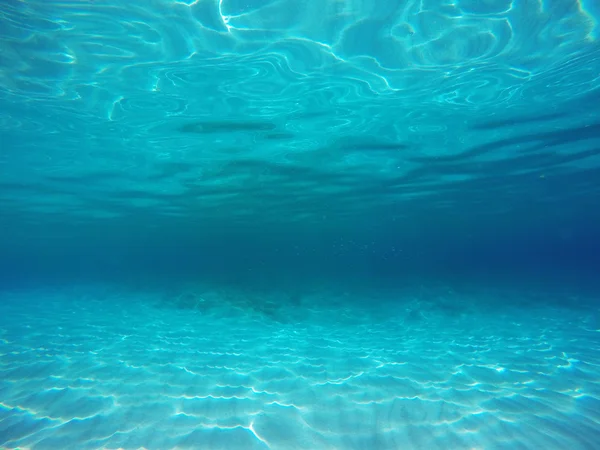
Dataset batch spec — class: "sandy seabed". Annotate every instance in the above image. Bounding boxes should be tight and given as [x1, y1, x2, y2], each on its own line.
[1, 283, 599, 449]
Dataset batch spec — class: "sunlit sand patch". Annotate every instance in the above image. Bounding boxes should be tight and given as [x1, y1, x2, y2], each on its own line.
[1, 284, 598, 448]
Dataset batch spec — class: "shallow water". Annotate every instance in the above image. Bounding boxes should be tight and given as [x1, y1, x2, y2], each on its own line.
[1, 0, 600, 448]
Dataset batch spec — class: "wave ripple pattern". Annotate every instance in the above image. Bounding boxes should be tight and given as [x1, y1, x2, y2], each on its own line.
[1, 1, 600, 226]
[1, 288, 599, 449]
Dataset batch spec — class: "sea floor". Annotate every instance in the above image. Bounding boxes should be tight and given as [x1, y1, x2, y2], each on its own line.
[0, 282, 599, 449]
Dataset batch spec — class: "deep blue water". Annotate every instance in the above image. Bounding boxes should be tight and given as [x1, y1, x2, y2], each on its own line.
[1, 0, 600, 449]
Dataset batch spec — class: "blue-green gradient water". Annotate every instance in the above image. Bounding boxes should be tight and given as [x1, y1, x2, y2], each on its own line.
[1, 1, 600, 449]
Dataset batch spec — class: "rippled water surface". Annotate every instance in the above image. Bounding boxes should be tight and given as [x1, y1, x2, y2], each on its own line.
[1, 0, 600, 449]
[2, 0, 599, 228]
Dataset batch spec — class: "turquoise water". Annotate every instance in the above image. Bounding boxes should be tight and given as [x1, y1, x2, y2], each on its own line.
[1, 0, 600, 448]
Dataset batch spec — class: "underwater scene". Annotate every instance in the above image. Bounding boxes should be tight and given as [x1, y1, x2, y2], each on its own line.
[1, 0, 600, 448]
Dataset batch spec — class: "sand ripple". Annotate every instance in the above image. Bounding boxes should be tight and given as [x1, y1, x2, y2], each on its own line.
[1, 285, 599, 449]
